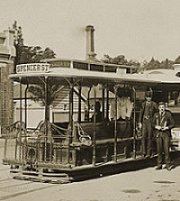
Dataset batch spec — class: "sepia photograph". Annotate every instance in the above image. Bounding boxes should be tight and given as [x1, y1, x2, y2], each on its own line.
[0, 0, 180, 200]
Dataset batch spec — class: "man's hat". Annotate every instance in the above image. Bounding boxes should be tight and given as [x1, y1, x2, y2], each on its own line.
[145, 91, 152, 97]
[158, 101, 165, 106]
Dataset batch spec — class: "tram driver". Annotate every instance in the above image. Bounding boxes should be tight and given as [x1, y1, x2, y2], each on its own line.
[138, 90, 158, 158]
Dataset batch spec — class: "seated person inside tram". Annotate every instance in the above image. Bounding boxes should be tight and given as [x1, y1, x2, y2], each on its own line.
[91, 101, 103, 122]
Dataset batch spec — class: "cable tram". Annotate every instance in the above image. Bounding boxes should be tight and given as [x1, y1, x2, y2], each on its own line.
[3, 60, 180, 183]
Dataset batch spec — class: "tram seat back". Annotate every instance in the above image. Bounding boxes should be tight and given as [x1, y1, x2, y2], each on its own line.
[109, 120, 133, 138]
[53, 122, 69, 130]
[73, 121, 110, 143]
[52, 122, 70, 142]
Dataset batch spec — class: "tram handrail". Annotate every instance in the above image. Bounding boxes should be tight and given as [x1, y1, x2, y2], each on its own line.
[75, 122, 92, 146]
[5, 121, 25, 132]
[5, 121, 27, 138]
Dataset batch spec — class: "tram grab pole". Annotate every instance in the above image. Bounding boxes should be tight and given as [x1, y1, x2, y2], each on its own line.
[132, 87, 136, 159]
[114, 86, 118, 162]
[44, 77, 48, 162]
[19, 77, 22, 162]
[68, 83, 74, 164]
[78, 83, 81, 123]
[102, 85, 105, 119]
[24, 84, 29, 129]
[106, 87, 109, 120]
[92, 86, 97, 166]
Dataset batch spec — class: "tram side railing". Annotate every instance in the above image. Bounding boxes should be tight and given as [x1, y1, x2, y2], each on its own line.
[3, 120, 146, 170]
[3, 121, 27, 165]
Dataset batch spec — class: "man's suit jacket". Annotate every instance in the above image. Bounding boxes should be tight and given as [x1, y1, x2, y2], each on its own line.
[152, 110, 175, 136]
[139, 101, 158, 123]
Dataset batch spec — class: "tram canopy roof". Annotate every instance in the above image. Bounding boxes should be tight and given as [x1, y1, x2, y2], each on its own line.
[9, 63, 180, 88]
[9, 67, 161, 86]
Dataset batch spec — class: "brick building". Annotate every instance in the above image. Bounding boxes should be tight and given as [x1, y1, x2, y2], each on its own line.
[0, 29, 15, 135]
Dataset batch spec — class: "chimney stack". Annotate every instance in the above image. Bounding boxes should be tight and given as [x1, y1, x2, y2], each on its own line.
[85, 25, 96, 61]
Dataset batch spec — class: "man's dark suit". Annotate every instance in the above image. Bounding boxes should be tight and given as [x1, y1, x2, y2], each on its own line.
[152, 110, 175, 167]
[139, 101, 158, 156]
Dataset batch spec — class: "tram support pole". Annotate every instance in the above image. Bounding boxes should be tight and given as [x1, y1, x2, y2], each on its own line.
[114, 86, 118, 162]
[102, 85, 105, 119]
[24, 84, 29, 129]
[87, 87, 92, 122]
[44, 77, 48, 162]
[132, 87, 136, 159]
[19, 77, 22, 162]
[106, 86, 109, 120]
[92, 85, 97, 166]
[78, 83, 81, 123]
[68, 82, 74, 164]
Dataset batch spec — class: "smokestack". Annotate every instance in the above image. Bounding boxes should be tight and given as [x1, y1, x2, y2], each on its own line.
[85, 25, 97, 61]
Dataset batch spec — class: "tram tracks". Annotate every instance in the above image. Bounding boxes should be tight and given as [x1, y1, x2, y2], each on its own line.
[0, 181, 33, 190]
[0, 177, 12, 183]
[0, 184, 55, 200]
[0, 168, 10, 171]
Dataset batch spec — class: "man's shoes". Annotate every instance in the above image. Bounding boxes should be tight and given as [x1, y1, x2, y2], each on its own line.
[155, 165, 162, 170]
[145, 155, 151, 158]
[164, 165, 172, 171]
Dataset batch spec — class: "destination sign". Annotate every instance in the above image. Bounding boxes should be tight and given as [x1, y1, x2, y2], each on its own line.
[16, 63, 50, 74]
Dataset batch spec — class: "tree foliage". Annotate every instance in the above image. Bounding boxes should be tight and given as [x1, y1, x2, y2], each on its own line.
[143, 57, 174, 70]
[28, 82, 63, 107]
[12, 21, 58, 120]
[102, 54, 140, 72]
[28, 81, 64, 121]
[12, 21, 56, 65]
[102, 54, 180, 71]
[18, 46, 56, 64]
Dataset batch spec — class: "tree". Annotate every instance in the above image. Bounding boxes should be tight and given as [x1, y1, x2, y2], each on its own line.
[11, 21, 56, 65]
[12, 21, 24, 67]
[28, 82, 63, 122]
[159, 59, 173, 69]
[19, 46, 56, 64]
[12, 21, 58, 123]
[102, 54, 140, 72]
[143, 57, 160, 70]
[102, 54, 128, 65]
[174, 55, 180, 64]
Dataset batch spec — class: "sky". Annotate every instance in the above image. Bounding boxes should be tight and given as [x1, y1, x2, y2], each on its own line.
[1, 0, 180, 62]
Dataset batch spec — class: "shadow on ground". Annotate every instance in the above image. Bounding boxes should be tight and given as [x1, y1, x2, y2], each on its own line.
[172, 156, 180, 169]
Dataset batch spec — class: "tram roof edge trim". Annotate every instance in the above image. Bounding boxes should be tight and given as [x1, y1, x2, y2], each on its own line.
[9, 67, 161, 85]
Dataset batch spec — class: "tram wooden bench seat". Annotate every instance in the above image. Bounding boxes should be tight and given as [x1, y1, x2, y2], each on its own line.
[73, 121, 110, 141]
[71, 137, 134, 147]
[53, 122, 69, 133]
[52, 122, 70, 142]
[109, 120, 133, 138]
[52, 121, 133, 141]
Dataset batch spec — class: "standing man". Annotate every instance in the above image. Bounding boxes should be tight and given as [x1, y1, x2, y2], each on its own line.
[153, 102, 174, 171]
[138, 91, 158, 158]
